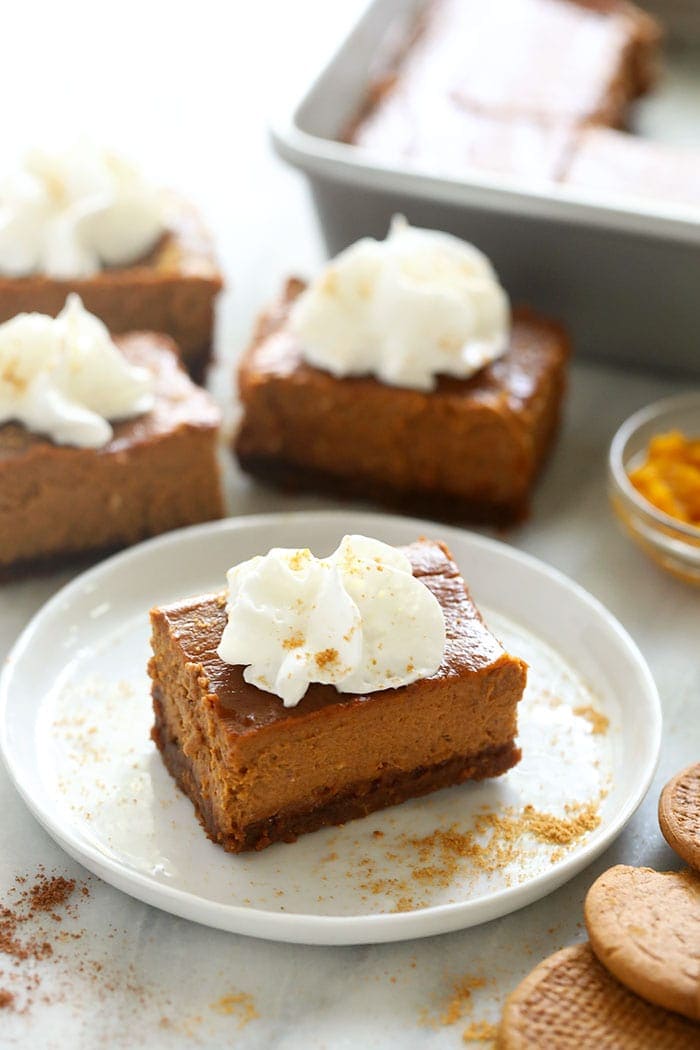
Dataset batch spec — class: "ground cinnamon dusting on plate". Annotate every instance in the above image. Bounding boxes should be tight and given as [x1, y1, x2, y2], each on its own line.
[573, 705, 609, 735]
[522, 801, 601, 845]
[352, 796, 604, 910]
[0, 988, 15, 1009]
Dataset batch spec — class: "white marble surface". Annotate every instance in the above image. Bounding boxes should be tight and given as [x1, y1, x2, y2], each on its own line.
[1, 3, 699, 1047]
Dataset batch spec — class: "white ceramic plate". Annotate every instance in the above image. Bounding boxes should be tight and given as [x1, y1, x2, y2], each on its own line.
[0, 512, 660, 945]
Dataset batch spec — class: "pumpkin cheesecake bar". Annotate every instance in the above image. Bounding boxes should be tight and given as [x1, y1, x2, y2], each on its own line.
[235, 278, 569, 524]
[564, 127, 700, 210]
[0, 301, 223, 575]
[149, 538, 527, 853]
[348, 102, 577, 183]
[0, 145, 222, 377]
[0, 198, 223, 380]
[346, 0, 661, 163]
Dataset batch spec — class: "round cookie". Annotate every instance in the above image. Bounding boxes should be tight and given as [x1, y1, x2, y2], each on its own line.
[584, 865, 700, 1022]
[660, 763, 700, 871]
[497, 942, 699, 1049]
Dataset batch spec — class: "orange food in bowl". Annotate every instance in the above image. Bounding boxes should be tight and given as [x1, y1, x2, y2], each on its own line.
[628, 430, 700, 525]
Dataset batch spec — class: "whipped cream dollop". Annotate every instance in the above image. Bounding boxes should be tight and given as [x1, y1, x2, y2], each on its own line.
[217, 534, 446, 707]
[290, 216, 510, 391]
[0, 142, 165, 278]
[0, 294, 154, 447]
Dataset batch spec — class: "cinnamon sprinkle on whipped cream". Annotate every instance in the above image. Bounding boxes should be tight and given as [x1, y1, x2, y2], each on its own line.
[290, 216, 510, 391]
[217, 535, 446, 706]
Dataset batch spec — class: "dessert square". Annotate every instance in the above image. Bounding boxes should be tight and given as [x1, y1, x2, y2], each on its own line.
[564, 127, 700, 209]
[446, 0, 660, 125]
[346, 0, 661, 150]
[0, 197, 222, 379]
[234, 279, 569, 524]
[0, 333, 223, 575]
[149, 539, 527, 853]
[349, 104, 576, 184]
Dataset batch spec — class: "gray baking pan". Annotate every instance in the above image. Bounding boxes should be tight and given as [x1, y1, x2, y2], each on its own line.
[271, 0, 700, 377]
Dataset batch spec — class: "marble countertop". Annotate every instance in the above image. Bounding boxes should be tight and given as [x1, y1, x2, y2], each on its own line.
[1, 3, 699, 1047]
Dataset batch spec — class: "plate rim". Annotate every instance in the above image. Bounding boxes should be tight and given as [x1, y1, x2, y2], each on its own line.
[0, 510, 662, 945]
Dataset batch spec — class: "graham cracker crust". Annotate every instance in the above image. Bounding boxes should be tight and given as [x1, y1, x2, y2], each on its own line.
[235, 452, 531, 527]
[183, 342, 213, 384]
[151, 690, 521, 853]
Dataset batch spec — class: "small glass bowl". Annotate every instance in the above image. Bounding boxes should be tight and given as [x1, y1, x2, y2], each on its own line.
[608, 392, 700, 585]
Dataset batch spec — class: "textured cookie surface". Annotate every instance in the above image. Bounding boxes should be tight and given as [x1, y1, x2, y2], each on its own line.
[660, 763, 700, 872]
[497, 942, 700, 1048]
[585, 865, 700, 1022]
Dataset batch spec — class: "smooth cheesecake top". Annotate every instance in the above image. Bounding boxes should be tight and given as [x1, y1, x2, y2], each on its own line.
[347, 0, 658, 135]
[0, 334, 221, 460]
[242, 279, 568, 416]
[152, 539, 522, 734]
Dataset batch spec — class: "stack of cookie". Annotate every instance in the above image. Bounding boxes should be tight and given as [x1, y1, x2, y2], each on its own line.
[497, 763, 700, 1047]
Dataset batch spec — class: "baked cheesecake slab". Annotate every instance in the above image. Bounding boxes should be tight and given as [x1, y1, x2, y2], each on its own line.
[0, 199, 222, 379]
[0, 334, 223, 575]
[564, 127, 700, 209]
[235, 280, 569, 524]
[149, 539, 527, 853]
[346, 0, 661, 145]
[349, 100, 577, 183]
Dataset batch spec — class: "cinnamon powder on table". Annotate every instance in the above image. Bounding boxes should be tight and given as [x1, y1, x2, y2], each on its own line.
[28, 875, 76, 916]
[421, 973, 498, 1044]
[439, 976, 486, 1025]
[0, 868, 86, 1012]
[209, 991, 259, 1029]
